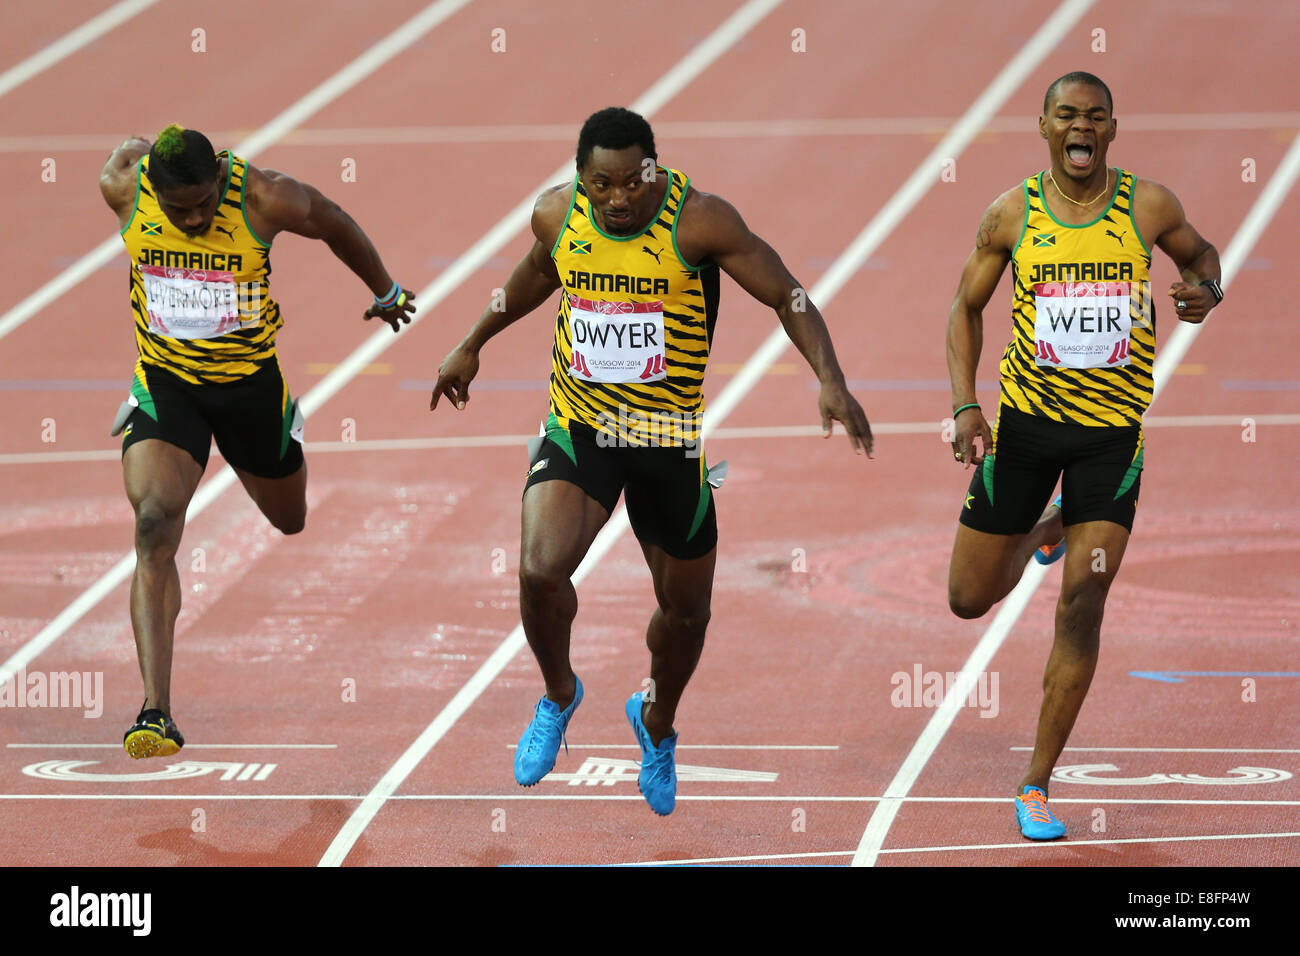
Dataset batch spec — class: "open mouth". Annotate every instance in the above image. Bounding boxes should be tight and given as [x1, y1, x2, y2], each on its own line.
[1065, 143, 1093, 169]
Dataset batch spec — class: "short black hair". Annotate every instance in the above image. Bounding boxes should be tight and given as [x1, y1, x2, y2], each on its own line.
[1043, 72, 1113, 115]
[147, 124, 218, 192]
[575, 107, 657, 171]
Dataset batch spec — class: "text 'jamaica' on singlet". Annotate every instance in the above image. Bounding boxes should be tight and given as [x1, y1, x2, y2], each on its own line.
[1001, 168, 1154, 427]
[120, 151, 282, 385]
[549, 167, 720, 444]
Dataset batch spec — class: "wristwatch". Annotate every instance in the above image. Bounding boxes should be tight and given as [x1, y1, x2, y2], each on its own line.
[1200, 278, 1224, 304]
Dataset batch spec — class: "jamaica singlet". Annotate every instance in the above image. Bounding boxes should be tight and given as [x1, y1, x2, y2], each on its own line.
[1000, 168, 1154, 427]
[548, 167, 719, 444]
[119, 151, 282, 385]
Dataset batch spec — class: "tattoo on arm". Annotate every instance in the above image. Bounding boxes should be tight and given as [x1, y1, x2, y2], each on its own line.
[975, 201, 1002, 251]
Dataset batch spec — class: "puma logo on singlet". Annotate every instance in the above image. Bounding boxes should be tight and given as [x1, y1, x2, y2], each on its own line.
[1105, 229, 1125, 247]
[641, 245, 663, 264]
[214, 223, 239, 241]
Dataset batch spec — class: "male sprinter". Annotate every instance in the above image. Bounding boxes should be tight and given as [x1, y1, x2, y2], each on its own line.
[945, 73, 1222, 838]
[100, 124, 415, 757]
[433, 108, 871, 814]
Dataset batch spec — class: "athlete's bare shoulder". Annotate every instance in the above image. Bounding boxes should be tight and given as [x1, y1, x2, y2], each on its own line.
[1129, 176, 1184, 236]
[242, 163, 312, 238]
[530, 180, 574, 250]
[675, 186, 751, 264]
[99, 137, 150, 214]
[244, 163, 299, 202]
[973, 184, 1025, 255]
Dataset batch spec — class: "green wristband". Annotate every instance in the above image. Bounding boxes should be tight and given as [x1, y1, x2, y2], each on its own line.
[953, 403, 980, 417]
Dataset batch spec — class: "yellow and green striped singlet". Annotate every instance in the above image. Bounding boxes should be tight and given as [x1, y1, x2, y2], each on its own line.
[548, 167, 720, 444]
[1001, 168, 1154, 427]
[119, 151, 282, 385]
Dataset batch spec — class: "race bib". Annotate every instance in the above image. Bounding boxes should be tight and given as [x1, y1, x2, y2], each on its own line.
[140, 264, 247, 340]
[1033, 281, 1135, 368]
[566, 295, 667, 383]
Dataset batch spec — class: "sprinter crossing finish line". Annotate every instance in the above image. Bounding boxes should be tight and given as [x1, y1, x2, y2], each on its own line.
[944, 73, 1224, 840]
[433, 107, 872, 815]
[99, 124, 415, 758]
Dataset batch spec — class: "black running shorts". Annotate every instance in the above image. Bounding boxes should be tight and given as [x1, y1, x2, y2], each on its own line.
[523, 416, 717, 561]
[120, 360, 304, 478]
[959, 402, 1142, 534]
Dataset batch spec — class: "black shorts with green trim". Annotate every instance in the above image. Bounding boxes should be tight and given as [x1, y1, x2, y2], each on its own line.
[523, 417, 717, 561]
[959, 403, 1142, 535]
[119, 360, 304, 479]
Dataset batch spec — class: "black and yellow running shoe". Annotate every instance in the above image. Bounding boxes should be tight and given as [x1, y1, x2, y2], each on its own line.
[123, 705, 185, 759]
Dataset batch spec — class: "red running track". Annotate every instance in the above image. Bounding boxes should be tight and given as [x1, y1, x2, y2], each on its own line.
[0, 0, 1297, 867]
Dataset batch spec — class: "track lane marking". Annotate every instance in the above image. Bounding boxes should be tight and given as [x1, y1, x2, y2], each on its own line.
[5, 111, 1297, 152]
[0, 0, 159, 100]
[0, 0, 475, 342]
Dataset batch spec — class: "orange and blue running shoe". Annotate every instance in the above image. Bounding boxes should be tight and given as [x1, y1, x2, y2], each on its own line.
[123, 703, 184, 759]
[1015, 785, 1066, 839]
[1033, 495, 1065, 565]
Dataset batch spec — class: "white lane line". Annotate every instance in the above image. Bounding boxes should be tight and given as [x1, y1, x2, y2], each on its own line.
[1011, 747, 1300, 754]
[614, 851, 854, 866]
[851, 128, 1300, 867]
[878, 831, 1300, 854]
[6, 111, 1297, 151]
[3, 793, 1298, 805]
[0, 0, 485, 686]
[615, 831, 1300, 865]
[316, 0, 1103, 869]
[502, 744, 840, 750]
[6, 412, 1300, 466]
[4, 743, 336, 749]
[314, 0, 787, 867]
[0, 0, 159, 100]
[0, 0, 474, 343]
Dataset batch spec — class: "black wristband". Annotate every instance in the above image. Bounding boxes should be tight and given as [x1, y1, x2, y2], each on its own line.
[1200, 278, 1224, 304]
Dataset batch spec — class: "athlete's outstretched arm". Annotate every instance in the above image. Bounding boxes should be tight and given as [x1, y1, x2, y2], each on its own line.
[99, 137, 151, 222]
[431, 186, 567, 411]
[246, 167, 416, 333]
[1137, 180, 1222, 324]
[681, 192, 872, 456]
[946, 188, 1020, 467]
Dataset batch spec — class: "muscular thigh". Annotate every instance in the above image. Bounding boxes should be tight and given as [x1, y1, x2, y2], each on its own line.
[521, 423, 618, 578]
[640, 541, 715, 618]
[1060, 519, 1131, 598]
[123, 439, 203, 523]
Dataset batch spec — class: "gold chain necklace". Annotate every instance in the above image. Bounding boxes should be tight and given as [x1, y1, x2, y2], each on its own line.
[1047, 168, 1111, 207]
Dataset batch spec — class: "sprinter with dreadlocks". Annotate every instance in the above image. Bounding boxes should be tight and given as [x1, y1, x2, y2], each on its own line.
[99, 124, 416, 757]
